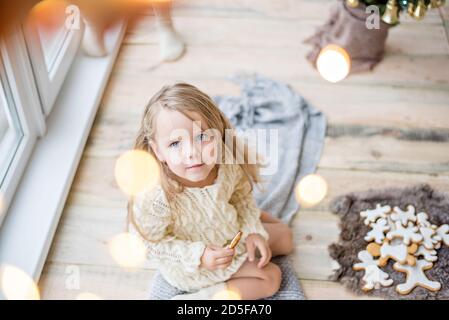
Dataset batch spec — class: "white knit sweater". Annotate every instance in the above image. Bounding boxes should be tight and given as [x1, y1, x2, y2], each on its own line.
[129, 162, 269, 292]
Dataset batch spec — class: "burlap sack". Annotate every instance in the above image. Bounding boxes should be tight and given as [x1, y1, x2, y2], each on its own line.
[304, 0, 391, 73]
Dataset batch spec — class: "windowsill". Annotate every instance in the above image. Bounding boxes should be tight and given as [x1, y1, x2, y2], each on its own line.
[0, 21, 127, 285]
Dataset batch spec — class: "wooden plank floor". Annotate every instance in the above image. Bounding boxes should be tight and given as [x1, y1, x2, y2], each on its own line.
[38, 0, 449, 299]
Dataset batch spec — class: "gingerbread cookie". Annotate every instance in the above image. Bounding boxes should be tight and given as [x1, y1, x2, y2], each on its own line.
[414, 245, 438, 262]
[364, 218, 390, 244]
[379, 242, 407, 266]
[362, 265, 394, 291]
[353, 250, 379, 269]
[377, 241, 417, 267]
[366, 242, 381, 257]
[393, 260, 441, 294]
[228, 231, 242, 249]
[435, 224, 449, 246]
[360, 204, 391, 226]
[386, 221, 423, 245]
[391, 205, 416, 226]
[416, 212, 432, 228]
[419, 225, 440, 249]
[407, 243, 418, 266]
[356, 205, 446, 295]
[353, 250, 393, 291]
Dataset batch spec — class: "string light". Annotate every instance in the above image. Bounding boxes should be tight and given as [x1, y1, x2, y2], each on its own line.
[295, 174, 328, 208]
[0, 265, 40, 300]
[109, 232, 146, 269]
[114, 149, 160, 196]
[316, 44, 351, 83]
[26, 0, 68, 33]
[76, 292, 102, 300]
[212, 289, 242, 300]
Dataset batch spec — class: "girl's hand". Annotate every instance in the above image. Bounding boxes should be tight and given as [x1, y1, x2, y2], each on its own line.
[200, 244, 235, 270]
[246, 233, 272, 269]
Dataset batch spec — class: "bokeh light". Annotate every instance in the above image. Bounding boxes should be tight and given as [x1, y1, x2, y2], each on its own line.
[76, 292, 102, 300]
[27, 0, 68, 33]
[295, 174, 328, 208]
[109, 232, 146, 269]
[0, 265, 40, 300]
[316, 44, 351, 83]
[212, 289, 242, 300]
[114, 149, 160, 196]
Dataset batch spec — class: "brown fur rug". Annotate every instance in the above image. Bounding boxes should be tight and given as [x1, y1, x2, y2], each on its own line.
[328, 184, 449, 299]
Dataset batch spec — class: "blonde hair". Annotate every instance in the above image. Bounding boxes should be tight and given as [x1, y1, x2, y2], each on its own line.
[127, 83, 265, 237]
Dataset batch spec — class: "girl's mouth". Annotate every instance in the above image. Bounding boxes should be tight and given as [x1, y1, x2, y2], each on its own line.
[186, 163, 204, 170]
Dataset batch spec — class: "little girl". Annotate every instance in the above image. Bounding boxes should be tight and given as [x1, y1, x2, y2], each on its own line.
[128, 83, 294, 300]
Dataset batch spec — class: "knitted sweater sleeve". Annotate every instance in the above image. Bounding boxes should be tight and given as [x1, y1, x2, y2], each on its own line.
[229, 166, 270, 243]
[130, 186, 206, 273]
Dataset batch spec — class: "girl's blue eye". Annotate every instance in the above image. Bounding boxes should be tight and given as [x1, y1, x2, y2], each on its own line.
[169, 133, 207, 148]
[169, 141, 180, 148]
[196, 133, 208, 141]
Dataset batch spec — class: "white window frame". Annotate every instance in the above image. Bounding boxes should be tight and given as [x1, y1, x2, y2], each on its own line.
[0, 29, 46, 226]
[23, 5, 83, 115]
[0, 19, 127, 286]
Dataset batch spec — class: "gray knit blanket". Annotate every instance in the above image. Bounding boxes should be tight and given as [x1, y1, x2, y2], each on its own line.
[215, 74, 327, 226]
[149, 255, 305, 300]
[148, 75, 326, 300]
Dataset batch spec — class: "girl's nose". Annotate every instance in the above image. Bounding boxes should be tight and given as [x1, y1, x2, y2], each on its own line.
[183, 140, 201, 164]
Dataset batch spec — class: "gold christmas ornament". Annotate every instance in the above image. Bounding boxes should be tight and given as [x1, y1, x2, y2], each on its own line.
[346, 0, 360, 8]
[413, 0, 427, 20]
[382, 0, 400, 25]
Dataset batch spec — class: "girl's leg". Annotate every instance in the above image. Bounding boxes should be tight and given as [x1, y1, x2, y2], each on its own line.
[260, 211, 282, 223]
[221, 211, 292, 300]
[260, 211, 294, 257]
[226, 260, 282, 300]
